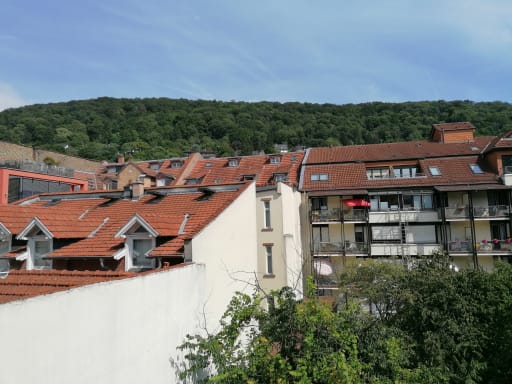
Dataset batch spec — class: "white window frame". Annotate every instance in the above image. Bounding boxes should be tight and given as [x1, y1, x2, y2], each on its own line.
[27, 237, 53, 270]
[125, 234, 156, 270]
[265, 245, 273, 275]
[270, 156, 281, 164]
[228, 158, 239, 167]
[311, 173, 329, 181]
[263, 201, 271, 229]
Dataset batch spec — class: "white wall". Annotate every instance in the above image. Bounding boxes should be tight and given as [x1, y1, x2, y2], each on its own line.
[191, 182, 258, 330]
[0, 264, 206, 384]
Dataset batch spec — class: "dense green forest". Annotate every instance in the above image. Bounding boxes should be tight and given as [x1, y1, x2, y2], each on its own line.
[1, 98, 512, 161]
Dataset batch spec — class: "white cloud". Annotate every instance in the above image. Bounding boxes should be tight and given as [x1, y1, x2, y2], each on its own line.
[0, 84, 27, 111]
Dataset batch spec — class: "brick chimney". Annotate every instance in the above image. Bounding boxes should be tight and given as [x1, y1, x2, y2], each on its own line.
[117, 155, 125, 164]
[131, 174, 146, 200]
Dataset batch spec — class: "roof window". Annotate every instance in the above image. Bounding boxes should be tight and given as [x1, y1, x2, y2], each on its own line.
[311, 173, 329, 181]
[269, 155, 281, 164]
[273, 173, 288, 182]
[228, 158, 239, 167]
[366, 167, 389, 180]
[429, 166, 441, 176]
[170, 160, 183, 168]
[470, 164, 484, 174]
[149, 162, 160, 170]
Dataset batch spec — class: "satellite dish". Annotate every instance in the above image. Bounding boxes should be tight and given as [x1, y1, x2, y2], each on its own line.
[313, 259, 334, 276]
[0, 259, 10, 279]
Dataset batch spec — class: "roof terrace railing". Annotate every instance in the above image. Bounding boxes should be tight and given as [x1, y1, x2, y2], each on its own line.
[0, 160, 75, 178]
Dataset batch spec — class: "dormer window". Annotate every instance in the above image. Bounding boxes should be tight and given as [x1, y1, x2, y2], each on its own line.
[115, 215, 157, 271]
[149, 162, 160, 171]
[242, 174, 256, 181]
[17, 218, 53, 270]
[269, 155, 281, 164]
[106, 166, 117, 174]
[0, 224, 11, 256]
[366, 167, 389, 179]
[170, 160, 183, 168]
[185, 177, 203, 185]
[393, 166, 418, 178]
[273, 173, 288, 182]
[228, 158, 239, 167]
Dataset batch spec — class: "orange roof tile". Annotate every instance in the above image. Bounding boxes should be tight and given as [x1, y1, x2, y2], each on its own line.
[0, 270, 136, 304]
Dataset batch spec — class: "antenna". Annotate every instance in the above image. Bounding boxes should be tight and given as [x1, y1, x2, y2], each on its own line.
[0, 259, 10, 279]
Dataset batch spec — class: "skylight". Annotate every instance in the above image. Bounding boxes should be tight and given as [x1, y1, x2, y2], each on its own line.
[470, 164, 484, 174]
[429, 166, 441, 176]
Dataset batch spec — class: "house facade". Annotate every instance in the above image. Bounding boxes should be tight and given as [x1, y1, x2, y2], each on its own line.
[300, 123, 512, 298]
[0, 182, 258, 383]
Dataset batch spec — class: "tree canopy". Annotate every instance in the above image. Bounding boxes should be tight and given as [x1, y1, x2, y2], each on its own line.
[1, 98, 512, 161]
[177, 255, 512, 383]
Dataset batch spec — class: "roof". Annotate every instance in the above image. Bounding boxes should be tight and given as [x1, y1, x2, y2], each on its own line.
[301, 155, 499, 192]
[0, 269, 136, 304]
[432, 122, 476, 132]
[0, 183, 250, 259]
[183, 152, 304, 188]
[305, 137, 494, 164]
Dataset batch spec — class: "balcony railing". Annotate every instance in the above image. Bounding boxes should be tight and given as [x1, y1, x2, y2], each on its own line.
[313, 241, 368, 255]
[0, 160, 75, 178]
[311, 209, 341, 222]
[342, 208, 367, 221]
[445, 205, 509, 219]
[448, 239, 512, 253]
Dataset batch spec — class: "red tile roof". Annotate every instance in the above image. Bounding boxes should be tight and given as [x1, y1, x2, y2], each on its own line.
[432, 122, 476, 132]
[0, 270, 136, 304]
[0, 183, 249, 259]
[301, 155, 498, 192]
[305, 137, 494, 164]
[184, 152, 304, 188]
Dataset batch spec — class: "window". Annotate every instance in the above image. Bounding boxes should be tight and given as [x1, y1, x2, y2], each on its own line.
[264, 201, 271, 228]
[242, 174, 255, 181]
[393, 166, 417, 178]
[311, 197, 328, 211]
[470, 164, 484, 174]
[106, 166, 117, 174]
[28, 238, 52, 269]
[502, 156, 512, 174]
[228, 158, 239, 167]
[185, 177, 202, 185]
[311, 173, 329, 181]
[131, 238, 154, 268]
[273, 173, 287, 182]
[269, 156, 281, 164]
[366, 167, 390, 179]
[265, 246, 273, 275]
[149, 162, 160, 170]
[429, 166, 441, 176]
[0, 226, 10, 256]
[171, 161, 183, 168]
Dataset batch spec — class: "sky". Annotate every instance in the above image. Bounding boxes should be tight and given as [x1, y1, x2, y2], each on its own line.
[1, 0, 512, 111]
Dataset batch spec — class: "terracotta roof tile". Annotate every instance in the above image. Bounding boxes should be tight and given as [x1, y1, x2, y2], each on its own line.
[0, 270, 136, 304]
[305, 137, 494, 164]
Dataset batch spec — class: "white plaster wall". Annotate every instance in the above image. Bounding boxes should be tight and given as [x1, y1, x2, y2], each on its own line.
[191, 182, 258, 331]
[0, 264, 206, 384]
[278, 184, 304, 297]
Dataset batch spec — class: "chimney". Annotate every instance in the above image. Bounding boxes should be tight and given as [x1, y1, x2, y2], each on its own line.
[117, 155, 125, 164]
[131, 174, 146, 200]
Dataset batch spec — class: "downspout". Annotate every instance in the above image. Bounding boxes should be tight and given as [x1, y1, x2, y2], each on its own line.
[468, 192, 478, 269]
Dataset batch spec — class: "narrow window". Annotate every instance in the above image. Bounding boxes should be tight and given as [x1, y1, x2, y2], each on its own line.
[264, 201, 271, 228]
[265, 246, 273, 275]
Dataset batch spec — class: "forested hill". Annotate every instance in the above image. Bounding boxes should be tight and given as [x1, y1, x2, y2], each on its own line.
[1, 98, 512, 161]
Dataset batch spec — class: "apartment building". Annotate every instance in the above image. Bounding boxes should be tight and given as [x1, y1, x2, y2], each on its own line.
[300, 122, 512, 297]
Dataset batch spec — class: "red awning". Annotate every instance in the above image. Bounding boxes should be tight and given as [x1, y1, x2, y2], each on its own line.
[342, 198, 371, 207]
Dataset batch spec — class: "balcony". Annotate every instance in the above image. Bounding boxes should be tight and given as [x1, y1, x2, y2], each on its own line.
[313, 241, 368, 255]
[342, 208, 367, 222]
[0, 160, 75, 178]
[445, 205, 509, 220]
[311, 208, 341, 223]
[370, 243, 441, 257]
[448, 239, 512, 254]
[369, 209, 439, 223]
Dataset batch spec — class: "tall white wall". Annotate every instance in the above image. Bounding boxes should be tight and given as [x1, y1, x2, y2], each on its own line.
[0, 264, 206, 384]
[191, 182, 258, 331]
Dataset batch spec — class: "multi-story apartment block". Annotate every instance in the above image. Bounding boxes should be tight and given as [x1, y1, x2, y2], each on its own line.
[300, 122, 512, 297]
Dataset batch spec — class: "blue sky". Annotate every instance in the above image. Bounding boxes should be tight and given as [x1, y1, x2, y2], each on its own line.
[1, 0, 512, 110]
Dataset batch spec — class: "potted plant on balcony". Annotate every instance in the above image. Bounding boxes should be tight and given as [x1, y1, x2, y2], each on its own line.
[480, 239, 492, 251]
[502, 238, 512, 251]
